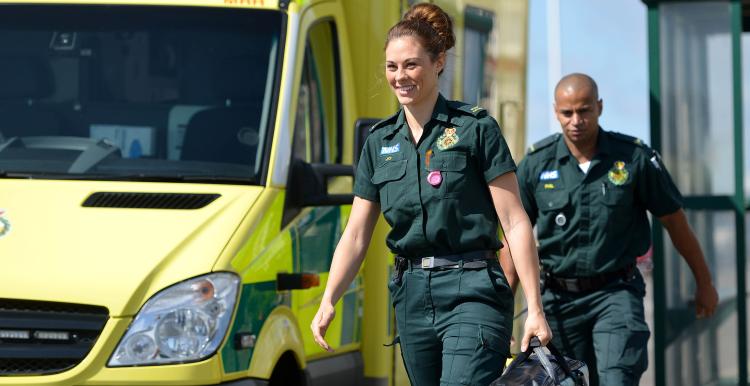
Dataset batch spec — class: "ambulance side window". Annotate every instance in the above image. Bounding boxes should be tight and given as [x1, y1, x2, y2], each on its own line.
[292, 20, 342, 164]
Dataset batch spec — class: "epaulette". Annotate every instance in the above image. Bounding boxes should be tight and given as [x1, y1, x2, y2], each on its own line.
[609, 131, 648, 148]
[446, 100, 488, 118]
[526, 133, 560, 154]
[369, 110, 401, 133]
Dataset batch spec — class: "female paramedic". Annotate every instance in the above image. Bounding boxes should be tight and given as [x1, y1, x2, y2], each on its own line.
[311, 4, 551, 385]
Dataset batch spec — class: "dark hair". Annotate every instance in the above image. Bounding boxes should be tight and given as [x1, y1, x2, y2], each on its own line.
[385, 3, 455, 62]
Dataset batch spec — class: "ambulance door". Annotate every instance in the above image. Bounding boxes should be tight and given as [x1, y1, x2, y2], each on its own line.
[282, 6, 364, 383]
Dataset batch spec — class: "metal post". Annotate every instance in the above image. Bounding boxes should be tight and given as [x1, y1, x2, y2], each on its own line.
[730, 1, 747, 385]
[645, 3, 667, 385]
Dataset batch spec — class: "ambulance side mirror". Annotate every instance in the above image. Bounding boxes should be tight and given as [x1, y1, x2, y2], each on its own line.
[286, 158, 354, 208]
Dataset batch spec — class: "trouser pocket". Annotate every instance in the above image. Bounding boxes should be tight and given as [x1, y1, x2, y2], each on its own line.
[441, 324, 509, 386]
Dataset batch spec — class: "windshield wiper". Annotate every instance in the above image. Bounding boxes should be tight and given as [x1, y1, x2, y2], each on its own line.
[86, 174, 256, 184]
[98, 174, 256, 184]
[0, 171, 255, 184]
[0, 170, 37, 179]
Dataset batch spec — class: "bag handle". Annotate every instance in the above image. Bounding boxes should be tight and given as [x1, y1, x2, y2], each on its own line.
[508, 337, 576, 385]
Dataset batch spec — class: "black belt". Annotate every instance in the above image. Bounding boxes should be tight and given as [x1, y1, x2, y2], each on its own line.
[544, 263, 636, 293]
[392, 250, 496, 286]
[404, 250, 496, 270]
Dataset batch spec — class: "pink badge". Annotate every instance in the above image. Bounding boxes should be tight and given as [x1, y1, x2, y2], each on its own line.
[427, 171, 442, 186]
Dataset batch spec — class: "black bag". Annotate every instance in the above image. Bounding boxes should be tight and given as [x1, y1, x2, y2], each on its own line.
[490, 337, 589, 386]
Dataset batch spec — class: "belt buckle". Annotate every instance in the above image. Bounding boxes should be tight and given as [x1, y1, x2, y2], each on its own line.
[563, 278, 580, 292]
[421, 257, 435, 269]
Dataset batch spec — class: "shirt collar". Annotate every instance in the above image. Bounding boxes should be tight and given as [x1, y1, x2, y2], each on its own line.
[382, 94, 452, 139]
[381, 110, 406, 138]
[595, 127, 611, 156]
[432, 93, 451, 125]
[555, 127, 608, 161]
[555, 133, 571, 161]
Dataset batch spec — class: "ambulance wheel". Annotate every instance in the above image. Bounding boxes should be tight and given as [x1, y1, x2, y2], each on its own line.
[269, 351, 306, 386]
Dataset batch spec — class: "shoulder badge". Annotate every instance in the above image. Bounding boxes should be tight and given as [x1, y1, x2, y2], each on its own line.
[527, 133, 560, 154]
[649, 149, 664, 170]
[609, 131, 647, 148]
[369, 110, 401, 133]
[446, 100, 488, 118]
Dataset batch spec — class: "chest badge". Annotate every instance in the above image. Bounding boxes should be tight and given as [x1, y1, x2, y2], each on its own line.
[0, 209, 10, 239]
[436, 127, 459, 150]
[608, 161, 629, 186]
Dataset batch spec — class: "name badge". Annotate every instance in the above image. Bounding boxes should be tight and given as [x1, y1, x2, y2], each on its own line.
[380, 143, 400, 155]
[539, 170, 559, 181]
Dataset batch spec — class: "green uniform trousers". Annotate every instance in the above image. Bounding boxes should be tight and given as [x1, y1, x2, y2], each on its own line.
[388, 259, 513, 386]
[543, 271, 650, 386]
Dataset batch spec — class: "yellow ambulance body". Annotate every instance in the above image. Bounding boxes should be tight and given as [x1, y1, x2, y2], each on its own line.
[0, 0, 528, 385]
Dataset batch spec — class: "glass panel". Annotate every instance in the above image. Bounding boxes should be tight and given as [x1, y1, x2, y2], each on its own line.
[660, 3, 734, 196]
[663, 210, 737, 386]
[293, 44, 326, 165]
[0, 5, 282, 184]
[307, 21, 339, 163]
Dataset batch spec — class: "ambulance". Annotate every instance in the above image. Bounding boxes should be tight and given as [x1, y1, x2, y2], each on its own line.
[0, 0, 528, 385]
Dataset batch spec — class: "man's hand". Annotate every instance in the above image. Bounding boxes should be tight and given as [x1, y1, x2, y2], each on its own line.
[659, 209, 719, 320]
[695, 281, 718, 319]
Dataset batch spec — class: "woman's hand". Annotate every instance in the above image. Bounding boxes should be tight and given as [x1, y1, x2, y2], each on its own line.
[311, 198, 380, 353]
[521, 309, 552, 352]
[311, 302, 336, 352]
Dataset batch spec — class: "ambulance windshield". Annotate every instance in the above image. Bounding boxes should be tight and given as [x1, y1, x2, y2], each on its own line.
[0, 5, 283, 184]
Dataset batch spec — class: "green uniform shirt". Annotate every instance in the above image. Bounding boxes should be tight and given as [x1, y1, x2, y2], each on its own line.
[353, 94, 516, 257]
[516, 128, 683, 277]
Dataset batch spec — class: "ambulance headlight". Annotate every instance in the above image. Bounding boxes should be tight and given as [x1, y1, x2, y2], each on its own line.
[108, 272, 240, 366]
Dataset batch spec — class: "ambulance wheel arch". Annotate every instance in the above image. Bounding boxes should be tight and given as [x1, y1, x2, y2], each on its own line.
[247, 306, 307, 381]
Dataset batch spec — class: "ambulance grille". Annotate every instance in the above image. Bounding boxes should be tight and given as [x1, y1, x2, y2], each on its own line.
[0, 299, 109, 375]
[82, 192, 220, 209]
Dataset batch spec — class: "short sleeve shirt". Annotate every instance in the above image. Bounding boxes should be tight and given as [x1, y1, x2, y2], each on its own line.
[516, 128, 683, 277]
[353, 94, 516, 257]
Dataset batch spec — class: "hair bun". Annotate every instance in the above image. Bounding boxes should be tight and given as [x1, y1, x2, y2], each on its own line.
[403, 3, 455, 52]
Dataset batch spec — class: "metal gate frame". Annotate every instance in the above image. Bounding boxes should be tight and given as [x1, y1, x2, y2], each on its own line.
[643, 0, 746, 385]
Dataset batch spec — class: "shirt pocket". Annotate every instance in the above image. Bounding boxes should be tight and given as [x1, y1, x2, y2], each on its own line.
[602, 183, 634, 232]
[535, 190, 571, 238]
[371, 159, 407, 211]
[428, 151, 468, 198]
[602, 183, 634, 207]
[536, 190, 570, 212]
